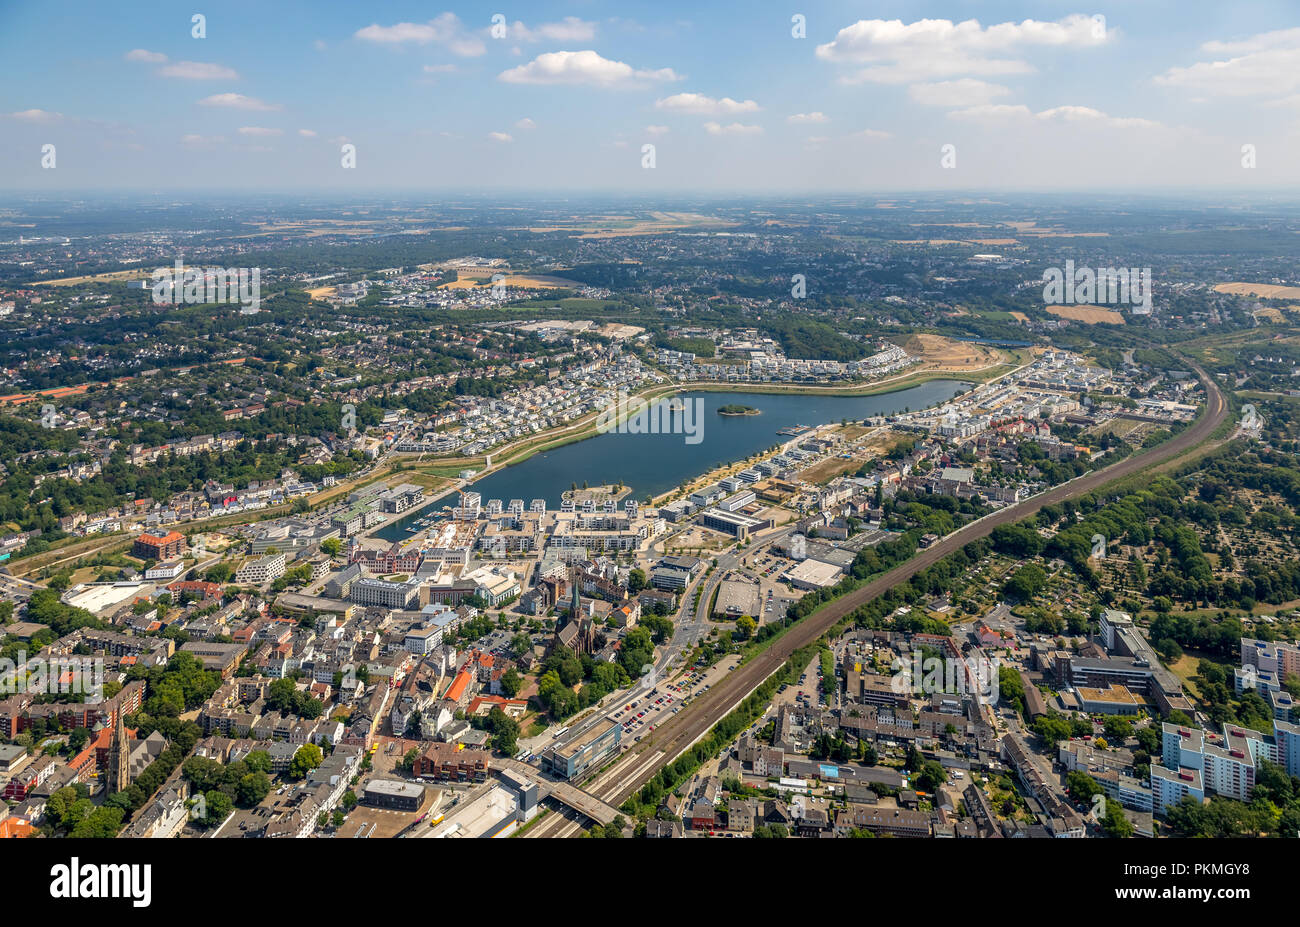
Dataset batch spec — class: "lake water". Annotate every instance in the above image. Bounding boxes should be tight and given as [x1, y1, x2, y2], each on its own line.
[374, 380, 971, 539]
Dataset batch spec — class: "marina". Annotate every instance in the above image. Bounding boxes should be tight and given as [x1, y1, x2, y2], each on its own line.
[373, 379, 971, 541]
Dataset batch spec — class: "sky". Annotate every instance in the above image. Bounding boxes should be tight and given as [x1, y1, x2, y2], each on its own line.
[2, 0, 1300, 193]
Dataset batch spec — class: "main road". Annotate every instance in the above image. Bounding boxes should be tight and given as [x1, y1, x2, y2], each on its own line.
[525, 360, 1227, 835]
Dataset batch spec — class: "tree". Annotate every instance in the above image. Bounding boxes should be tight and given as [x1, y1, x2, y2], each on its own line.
[235, 772, 271, 806]
[1066, 770, 1103, 803]
[642, 614, 674, 643]
[321, 537, 342, 557]
[204, 563, 233, 584]
[500, 667, 523, 698]
[917, 761, 946, 794]
[1003, 563, 1048, 601]
[1032, 715, 1074, 748]
[484, 706, 520, 755]
[289, 743, 324, 780]
[1101, 798, 1133, 837]
[399, 747, 420, 773]
[69, 806, 124, 838]
[200, 789, 233, 828]
[405, 710, 423, 739]
[1102, 716, 1134, 742]
[735, 615, 756, 640]
[628, 568, 648, 593]
[245, 750, 273, 775]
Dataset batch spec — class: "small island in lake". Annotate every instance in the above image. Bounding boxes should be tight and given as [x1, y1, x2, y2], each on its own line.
[717, 404, 761, 416]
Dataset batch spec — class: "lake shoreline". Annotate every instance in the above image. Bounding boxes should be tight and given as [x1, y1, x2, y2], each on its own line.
[371, 380, 973, 539]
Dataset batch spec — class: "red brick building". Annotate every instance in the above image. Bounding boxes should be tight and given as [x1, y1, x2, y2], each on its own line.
[3, 679, 143, 737]
[410, 742, 488, 783]
[133, 530, 186, 561]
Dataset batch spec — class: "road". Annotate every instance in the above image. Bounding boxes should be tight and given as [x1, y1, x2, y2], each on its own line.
[524, 360, 1227, 834]
[659, 524, 796, 672]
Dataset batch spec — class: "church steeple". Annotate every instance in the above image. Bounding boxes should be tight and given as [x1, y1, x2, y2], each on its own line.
[107, 708, 130, 795]
[568, 566, 581, 620]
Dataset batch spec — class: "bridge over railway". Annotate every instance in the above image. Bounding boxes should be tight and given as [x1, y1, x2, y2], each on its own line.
[491, 758, 621, 827]
[523, 357, 1229, 837]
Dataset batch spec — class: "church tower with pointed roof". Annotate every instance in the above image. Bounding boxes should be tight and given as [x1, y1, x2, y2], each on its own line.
[568, 566, 582, 620]
[107, 708, 130, 795]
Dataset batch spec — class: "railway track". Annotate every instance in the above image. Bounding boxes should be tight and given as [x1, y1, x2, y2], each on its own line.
[526, 361, 1227, 830]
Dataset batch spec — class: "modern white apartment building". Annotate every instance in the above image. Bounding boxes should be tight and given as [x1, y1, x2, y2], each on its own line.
[236, 553, 286, 584]
[1151, 717, 1300, 814]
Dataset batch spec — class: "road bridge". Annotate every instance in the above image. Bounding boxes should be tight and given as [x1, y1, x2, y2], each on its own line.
[491, 758, 621, 827]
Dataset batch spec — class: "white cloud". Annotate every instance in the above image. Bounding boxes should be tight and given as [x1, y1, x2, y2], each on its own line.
[488, 131, 514, 143]
[237, 126, 283, 136]
[125, 49, 168, 63]
[198, 93, 281, 111]
[817, 14, 1108, 84]
[1201, 27, 1300, 56]
[355, 20, 441, 42]
[355, 14, 485, 56]
[947, 103, 1033, 121]
[297, 129, 317, 137]
[852, 128, 893, 139]
[787, 111, 829, 124]
[1036, 106, 1161, 129]
[159, 61, 240, 80]
[499, 50, 679, 87]
[5, 109, 63, 123]
[125, 49, 239, 80]
[180, 133, 225, 145]
[655, 93, 760, 116]
[908, 79, 1010, 106]
[514, 118, 537, 130]
[1155, 29, 1300, 97]
[448, 38, 486, 57]
[644, 125, 670, 135]
[948, 103, 1162, 129]
[703, 121, 763, 135]
[507, 17, 597, 42]
[423, 64, 458, 74]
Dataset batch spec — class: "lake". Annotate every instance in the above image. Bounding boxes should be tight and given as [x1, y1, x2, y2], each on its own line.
[372, 379, 970, 540]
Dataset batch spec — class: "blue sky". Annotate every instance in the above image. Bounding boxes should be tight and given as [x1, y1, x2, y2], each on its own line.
[2, 0, 1299, 191]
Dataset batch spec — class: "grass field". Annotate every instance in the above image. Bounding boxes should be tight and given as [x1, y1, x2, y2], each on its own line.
[1213, 282, 1300, 300]
[1046, 305, 1127, 325]
[34, 269, 148, 286]
[439, 271, 585, 290]
[520, 211, 737, 239]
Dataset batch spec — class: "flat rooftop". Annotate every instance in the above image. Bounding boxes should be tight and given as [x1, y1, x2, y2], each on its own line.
[553, 718, 619, 759]
[62, 582, 149, 615]
[363, 778, 424, 800]
[429, 785, 517, 839]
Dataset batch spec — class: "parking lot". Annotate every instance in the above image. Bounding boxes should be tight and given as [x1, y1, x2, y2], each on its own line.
[745, 553, 802, 624]
[610, 656, 740, 745]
